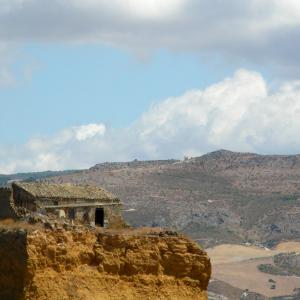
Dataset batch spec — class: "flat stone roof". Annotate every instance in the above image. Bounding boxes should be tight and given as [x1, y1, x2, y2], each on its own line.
[12, 182, 119, 202]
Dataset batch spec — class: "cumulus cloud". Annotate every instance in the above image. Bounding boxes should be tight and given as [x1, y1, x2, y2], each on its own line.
[0, 123, 107, 173]
[70, 0, 184, 20]
[2, 69, 300, 173]
[1, 0, 300, 76]
[75, 124, 106, 141]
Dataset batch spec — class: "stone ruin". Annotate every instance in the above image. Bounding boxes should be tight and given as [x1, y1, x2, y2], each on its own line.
[0, 182, 123, 228]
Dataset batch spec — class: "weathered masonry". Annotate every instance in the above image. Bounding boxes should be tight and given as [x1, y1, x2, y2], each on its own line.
[10, 182, 122, 227]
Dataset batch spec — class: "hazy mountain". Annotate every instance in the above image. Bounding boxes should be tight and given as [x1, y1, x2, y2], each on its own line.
[0, 170, 78, 187]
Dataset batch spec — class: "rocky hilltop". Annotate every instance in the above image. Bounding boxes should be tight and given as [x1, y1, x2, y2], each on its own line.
[45, 150, 300, 247]
[0, 225, 211, 300]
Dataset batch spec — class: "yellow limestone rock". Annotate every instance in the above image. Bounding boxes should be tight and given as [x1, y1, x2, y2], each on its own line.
[0, 228, 211, 300]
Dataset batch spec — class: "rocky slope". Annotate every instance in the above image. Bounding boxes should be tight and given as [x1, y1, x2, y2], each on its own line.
[0, 226, 211, 300]
[45, 150, 300, 247]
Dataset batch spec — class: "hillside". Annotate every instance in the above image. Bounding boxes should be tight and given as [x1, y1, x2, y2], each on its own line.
[42, 150, 300, 247]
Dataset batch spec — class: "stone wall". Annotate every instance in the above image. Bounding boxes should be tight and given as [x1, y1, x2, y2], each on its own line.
[45, 204, 122, 227]
[0, 188, 18, 220]
[10, 185, 123, 227]
[71, 204, 121, 226]
[12, 186, 36, 211]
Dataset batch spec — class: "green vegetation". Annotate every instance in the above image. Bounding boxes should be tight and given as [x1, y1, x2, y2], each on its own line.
[258, 253, 300, 276]
[258, 264, 286, 276]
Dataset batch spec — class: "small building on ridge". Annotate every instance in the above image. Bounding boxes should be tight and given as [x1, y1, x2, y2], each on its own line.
[10, 182, 122, 227]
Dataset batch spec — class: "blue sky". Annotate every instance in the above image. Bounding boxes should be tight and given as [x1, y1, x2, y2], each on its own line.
[1, 0, 300, 173]
[1, 45, 246, 145]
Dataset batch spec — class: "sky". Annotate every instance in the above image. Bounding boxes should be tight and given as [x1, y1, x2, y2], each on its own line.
[1, 0, 300, 173]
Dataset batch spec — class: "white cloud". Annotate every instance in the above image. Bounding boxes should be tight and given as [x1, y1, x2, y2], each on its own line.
[75, 124, 106, 141]
[1, 1, 300, 76]
[70, 0, 184, 20]
[2, 69, 300, 173]
[0, 123, 107, 173]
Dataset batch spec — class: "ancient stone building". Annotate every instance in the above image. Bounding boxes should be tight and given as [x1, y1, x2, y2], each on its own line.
[6, 182, 122, 227]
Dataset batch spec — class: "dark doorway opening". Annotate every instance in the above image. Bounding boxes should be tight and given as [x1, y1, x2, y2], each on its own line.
[95, 208, 104, 227]
[68, 208, 76, 219]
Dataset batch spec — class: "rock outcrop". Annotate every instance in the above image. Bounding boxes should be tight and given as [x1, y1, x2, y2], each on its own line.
[0, 227, 211, 300]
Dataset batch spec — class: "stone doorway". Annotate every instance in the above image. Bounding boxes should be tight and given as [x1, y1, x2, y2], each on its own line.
[95, 208, 104, 227]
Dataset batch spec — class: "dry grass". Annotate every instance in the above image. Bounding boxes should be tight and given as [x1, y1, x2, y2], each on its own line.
[0, 218, 16, 226]
[0, 217, 173, 238]
[107, 215, 129, 230]
[0, 218, 42, 231]
[97, 226, 179, 238]
[275, 241, 300, 252]
[207, 244, 277, 265]
[100, 226, 162, 235]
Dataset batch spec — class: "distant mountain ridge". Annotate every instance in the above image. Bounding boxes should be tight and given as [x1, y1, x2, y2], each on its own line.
[4, 149, 300, 247]
[0, 170, 78, 187]
[34, 149, 300, 247]
[191, 149, 300, 168]
[90, 159, 179, 171]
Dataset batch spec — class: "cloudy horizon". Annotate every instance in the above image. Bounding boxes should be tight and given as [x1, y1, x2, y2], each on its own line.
[1, 0, 300, 173]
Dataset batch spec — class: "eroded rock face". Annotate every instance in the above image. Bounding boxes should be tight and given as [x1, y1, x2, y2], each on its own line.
[0, 228, 211, 300]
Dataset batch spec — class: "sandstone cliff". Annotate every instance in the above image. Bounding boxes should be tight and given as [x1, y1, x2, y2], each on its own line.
[0, 227, 211, 300]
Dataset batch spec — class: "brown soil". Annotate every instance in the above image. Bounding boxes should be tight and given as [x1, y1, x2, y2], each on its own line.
[275, 241, 300, 252]
[207, 244, 276, 265]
